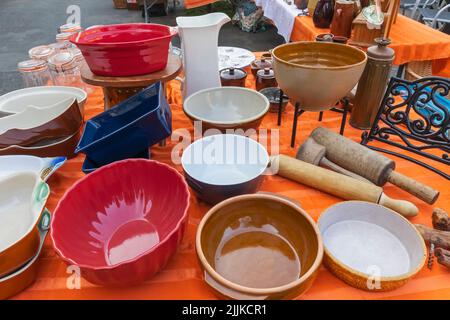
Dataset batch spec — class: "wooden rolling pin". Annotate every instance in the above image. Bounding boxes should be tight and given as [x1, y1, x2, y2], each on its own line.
[273, 154, 419, 217]
[310, 127, 440, 204]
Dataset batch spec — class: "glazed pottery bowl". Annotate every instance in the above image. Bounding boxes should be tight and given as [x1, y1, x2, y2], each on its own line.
[51, 159, 190, 286]
[71, 23, 177, 76]
[0, 210, 50, 300]
[0, 98, 82, 148]
[259, 87, 289, 113]
[0, 172, 50, 278]
[0, 86, 87, 116]
[76, 82, 171, 166]
[181, 134, 269, 205]
[0, 128, 81, 159]
[318, 201, 427, 291]
[272, 41, 367, 111]
[0, 155, 66, 181]
[183, 87, 269, 133]
[196, 193, 323, 299]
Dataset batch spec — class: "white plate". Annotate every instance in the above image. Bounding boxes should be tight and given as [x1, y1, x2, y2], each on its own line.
[218, 46, 255, 70]
[0, 155, 66, 181]
[0, 86, 87, 115]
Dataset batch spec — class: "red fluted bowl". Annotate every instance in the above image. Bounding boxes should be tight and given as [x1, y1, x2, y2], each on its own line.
[50, 159, 190, 286]
[71, 24, 177, 76]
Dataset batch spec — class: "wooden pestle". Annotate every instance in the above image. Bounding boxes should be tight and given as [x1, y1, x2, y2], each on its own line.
[435, 248, 450, 269]
[432, 208, 450, 231]
[273, 154, 419, 217]
[310, 127, 440, 204]
[415, 224, 450, 250]
[296, 137, 372, 183]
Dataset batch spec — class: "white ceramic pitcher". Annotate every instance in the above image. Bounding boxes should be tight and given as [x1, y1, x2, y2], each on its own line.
[176, 13, 230, 99]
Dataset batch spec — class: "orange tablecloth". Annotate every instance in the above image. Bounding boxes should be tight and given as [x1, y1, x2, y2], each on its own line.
[14, 72, 450, 300]
[291, 15, 450, 76]
[184, 0, 216, 9]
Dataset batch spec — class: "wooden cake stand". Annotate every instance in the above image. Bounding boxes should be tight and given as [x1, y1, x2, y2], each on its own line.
[81, 53, 182, 110]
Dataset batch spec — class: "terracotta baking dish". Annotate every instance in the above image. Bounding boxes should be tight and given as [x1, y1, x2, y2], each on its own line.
[0, 127, 81, 159]
[0, 209, 50, 300]
[318, 201, 427, 291]
[0, 98, 81, 148]
[0, 172, 49, 278]
[196, 193, 323, 299]
[71, 24, 177, 76]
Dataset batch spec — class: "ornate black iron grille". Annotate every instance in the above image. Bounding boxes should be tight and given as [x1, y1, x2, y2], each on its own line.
[361, 76, 450, 180]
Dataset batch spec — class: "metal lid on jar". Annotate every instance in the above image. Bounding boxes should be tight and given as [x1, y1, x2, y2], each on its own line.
[56, 32, 75, 42]
[257, 68, 275, 79]
[48, 51, 76, 72]
[252, 58, 272, 70]
[17, 59, 48, 72]
[220, 67, 247, 80]
[28, 45, 55, 61]
[59, 23, 83, 34]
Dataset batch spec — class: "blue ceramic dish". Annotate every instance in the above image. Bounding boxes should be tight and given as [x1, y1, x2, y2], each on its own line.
[81, 150, 150, 174]
[181, 134, 270, 205]
[75, 82, 171, 166]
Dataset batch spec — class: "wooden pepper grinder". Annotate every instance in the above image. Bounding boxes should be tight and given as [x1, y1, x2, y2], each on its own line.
[350, 38, 395, 129]
[330, 0, 355, 38]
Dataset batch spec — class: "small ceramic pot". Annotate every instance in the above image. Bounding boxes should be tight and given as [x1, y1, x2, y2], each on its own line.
[333, 36, 349, 44]
[251, 57, 273, 76]
[196, 193, 323, 299]
[0, 172, 50, 277]
[0, 209, 50, 300]
[258, 87, 289, 113]
[256, 68, 278, 91]
[220, 67, 247, 87]
[316, 33, 334, 42]
[181, 134, 270, 205]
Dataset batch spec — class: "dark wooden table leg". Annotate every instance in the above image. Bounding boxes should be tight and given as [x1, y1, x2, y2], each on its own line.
[277, 89, 283, 126]
[396, 64, 405, 78]
[318, 111, 323, 122]
[291, 103, 305, 148]
[339, 99, 349, 135]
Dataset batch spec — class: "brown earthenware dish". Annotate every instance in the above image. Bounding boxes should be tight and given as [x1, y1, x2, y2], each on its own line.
[0, 127, 81, 159]
[255, 68, 278, 91]
[196, 193, 323, 300]
[272, 41, 367, 111]
[0, 99, 82, 148]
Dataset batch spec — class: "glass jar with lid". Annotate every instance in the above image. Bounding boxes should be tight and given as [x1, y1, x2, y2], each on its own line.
[47, 51, 83, 88]
[28, 45, 55, 62]
[56, 32, 75, 49]
[17, 59, 52, 87]
[58, 23, 83, 34]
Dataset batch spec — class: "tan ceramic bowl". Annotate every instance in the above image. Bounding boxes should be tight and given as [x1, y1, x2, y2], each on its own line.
[318, 201, 426, 292]
[196, 193, 323, 300]
[183, 87, 269, 133]
[272, 42, 367, 111]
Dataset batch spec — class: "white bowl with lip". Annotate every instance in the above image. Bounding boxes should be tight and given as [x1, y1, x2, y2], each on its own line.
[181, 134, 269, 204]
[0, 86, 87, 116]
[183, 87, 269, 132]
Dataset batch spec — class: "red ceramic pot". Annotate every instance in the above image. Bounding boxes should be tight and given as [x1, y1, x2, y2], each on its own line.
[71, 24, 177, 77]
[50, 159, 190, 286]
